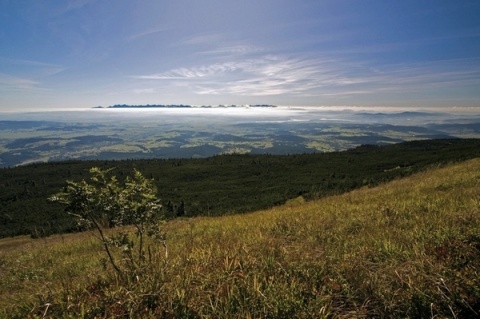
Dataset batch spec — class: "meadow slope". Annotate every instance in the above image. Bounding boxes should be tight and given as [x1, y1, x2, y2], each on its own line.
[0, 158, 479, 318]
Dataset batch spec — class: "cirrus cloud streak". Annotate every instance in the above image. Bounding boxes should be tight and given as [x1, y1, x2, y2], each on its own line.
[131, 53, 480, 100]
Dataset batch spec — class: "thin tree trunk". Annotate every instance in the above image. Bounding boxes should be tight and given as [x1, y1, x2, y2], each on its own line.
[90, 215, 122, 276]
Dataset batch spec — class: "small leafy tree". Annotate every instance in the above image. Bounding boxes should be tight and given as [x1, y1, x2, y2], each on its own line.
[49, 167, 165, 277]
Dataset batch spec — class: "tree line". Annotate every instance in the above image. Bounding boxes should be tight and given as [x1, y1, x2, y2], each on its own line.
[1, 138, 480, 238]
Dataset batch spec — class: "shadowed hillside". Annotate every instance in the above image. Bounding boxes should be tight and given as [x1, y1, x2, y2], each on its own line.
[1, 138, 480, 238]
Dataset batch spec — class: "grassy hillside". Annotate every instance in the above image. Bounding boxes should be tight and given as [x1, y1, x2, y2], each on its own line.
[1, 138, 480, 238]
[1, 158, 479, 318]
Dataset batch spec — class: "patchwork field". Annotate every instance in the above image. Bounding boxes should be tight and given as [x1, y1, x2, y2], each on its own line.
[1, 107, 479, 168]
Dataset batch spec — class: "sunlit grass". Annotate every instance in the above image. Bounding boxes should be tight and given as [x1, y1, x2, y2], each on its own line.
[1, 159, 479, 318]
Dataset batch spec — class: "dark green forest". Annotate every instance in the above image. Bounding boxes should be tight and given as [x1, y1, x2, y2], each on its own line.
[1, 138, 480, 238]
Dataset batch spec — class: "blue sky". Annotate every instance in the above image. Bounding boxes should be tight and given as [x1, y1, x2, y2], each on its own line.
[1, 0, 479, 111]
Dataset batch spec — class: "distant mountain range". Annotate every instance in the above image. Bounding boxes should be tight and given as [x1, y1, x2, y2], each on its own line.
[98, 104, 277, 109]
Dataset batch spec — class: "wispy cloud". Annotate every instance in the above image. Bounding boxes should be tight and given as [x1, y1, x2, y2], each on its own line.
[182, 33, 224, 45]
[132, 55, 343, 96]
[133, 88, 155, 94]
[358, 58, 480, 93]
[133, 62, 239, 79]
[174, 33, 265, 58]
[318, 90, 374, 97]
[197, 44, 264, 56]
[53, 0, 98, 16]
[0, 58, 65, 93]
[131, 53, 480, 100]
[0, 57, 66, 78]
[1, 57, 55, 67]
[0, 73, 45, 91]
[125, 27, 171, 42]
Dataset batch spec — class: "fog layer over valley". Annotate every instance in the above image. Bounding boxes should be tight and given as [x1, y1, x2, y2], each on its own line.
[1, 106, 479, 168]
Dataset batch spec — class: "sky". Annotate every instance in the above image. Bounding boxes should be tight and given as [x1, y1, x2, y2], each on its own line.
[1, 0, 480, 112]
